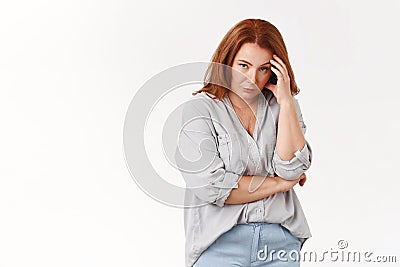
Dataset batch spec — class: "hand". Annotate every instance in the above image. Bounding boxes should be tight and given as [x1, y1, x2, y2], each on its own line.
[266, 54, 292, 105]
[273, 173, 306, 193]
[299, 173, 307, 187]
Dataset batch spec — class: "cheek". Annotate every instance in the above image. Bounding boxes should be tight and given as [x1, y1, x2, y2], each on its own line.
[262, 72, 272, 83]
[231, 68, 245, 83]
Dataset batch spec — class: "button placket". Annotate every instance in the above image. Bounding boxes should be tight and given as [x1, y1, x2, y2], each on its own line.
[248, 135, 263, 175]
[256, 200, 264, 221]
[248, 140, 261, 174]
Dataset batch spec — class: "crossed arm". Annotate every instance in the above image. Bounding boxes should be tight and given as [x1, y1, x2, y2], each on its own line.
[224, 174, 307, 205]
[225, 97, 311, 205]
[175, 97, 312, 207]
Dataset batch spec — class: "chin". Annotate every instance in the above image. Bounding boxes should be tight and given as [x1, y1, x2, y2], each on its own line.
[240, 91, 260, 101]
[230, 87, 259, 100]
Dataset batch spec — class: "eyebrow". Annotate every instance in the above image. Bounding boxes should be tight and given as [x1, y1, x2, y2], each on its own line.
[237, 59, 271, 66]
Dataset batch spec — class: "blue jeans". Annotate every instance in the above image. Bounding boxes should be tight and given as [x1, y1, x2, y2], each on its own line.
[193, 222, 301, 267]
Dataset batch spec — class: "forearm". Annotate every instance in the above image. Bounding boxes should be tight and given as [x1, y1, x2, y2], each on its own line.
[276, 98, 306, 161]
[224, 175, 278, 205]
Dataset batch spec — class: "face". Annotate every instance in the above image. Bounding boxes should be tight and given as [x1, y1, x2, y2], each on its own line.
[230, 42, 274, 102]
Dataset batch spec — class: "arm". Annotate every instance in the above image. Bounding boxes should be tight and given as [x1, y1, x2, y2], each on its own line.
[174, 99, 242, 207]
[224, 174, 304, 205]
[275, 97, 305, 160]
[272, 97, 312, 180]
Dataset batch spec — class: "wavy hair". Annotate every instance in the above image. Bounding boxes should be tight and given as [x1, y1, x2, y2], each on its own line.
[193, 18, 300, 100]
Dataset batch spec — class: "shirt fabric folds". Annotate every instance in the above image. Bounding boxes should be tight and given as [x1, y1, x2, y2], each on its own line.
[174, 89, 313, 267]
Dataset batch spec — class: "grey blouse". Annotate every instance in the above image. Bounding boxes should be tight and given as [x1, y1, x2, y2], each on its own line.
[174, 89, 313, 267]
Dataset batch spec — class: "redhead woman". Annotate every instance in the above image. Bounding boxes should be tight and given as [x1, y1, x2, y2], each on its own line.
[175, 18, 312, 267]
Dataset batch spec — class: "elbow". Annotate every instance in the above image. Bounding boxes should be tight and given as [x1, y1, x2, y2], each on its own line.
[189, 182, 238, 208]
[272, 141, 312, 180]
[189, 187, 223, 206]
[272, 165, 309, 180]
[272, 156, 311, 180]
[213, 189, 233, 207]
[210, 171, 240, 207]
[182, 170, 240, 208]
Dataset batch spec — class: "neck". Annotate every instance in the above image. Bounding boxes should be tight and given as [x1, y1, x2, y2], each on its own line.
[227, 91, 259, 110]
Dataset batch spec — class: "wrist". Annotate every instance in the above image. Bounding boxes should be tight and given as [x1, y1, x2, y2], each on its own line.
[272, 176, 282, 193]
[263, 176, 280, 195]
[279, 97, 294, 107]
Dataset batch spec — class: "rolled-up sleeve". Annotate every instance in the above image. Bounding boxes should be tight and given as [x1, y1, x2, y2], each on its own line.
[174, 100, 240, 207]
[272, 97, 313, 180]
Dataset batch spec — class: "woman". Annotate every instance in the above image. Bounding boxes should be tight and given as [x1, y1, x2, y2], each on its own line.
[175, 18, 312, 267]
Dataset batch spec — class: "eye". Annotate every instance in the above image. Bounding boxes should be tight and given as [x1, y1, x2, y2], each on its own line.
[260, 67, 269, 72]
[238, 63, 248, 68]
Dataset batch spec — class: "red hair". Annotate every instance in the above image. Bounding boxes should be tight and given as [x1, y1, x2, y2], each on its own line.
[193, 18, 300, 100]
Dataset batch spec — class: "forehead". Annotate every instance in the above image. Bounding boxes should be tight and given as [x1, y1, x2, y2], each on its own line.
[235, 43, 273, 60]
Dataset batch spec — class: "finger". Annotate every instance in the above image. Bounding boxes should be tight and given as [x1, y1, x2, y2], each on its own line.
[298, 173, 306, 179]
[271, 56, 288, 79]
[299, 177, 307, 186]
[270, 65, 284, 81]
[272, 55, 287, 69]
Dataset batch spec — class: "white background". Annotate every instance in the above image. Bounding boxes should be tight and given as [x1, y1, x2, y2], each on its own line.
[1, 0, 400, 266]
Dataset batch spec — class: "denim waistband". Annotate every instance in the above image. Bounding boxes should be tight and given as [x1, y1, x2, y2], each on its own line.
[239, 222, 277, 226]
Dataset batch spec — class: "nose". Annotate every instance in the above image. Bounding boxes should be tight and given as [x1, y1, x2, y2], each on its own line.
[247, 69, 257, 87]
